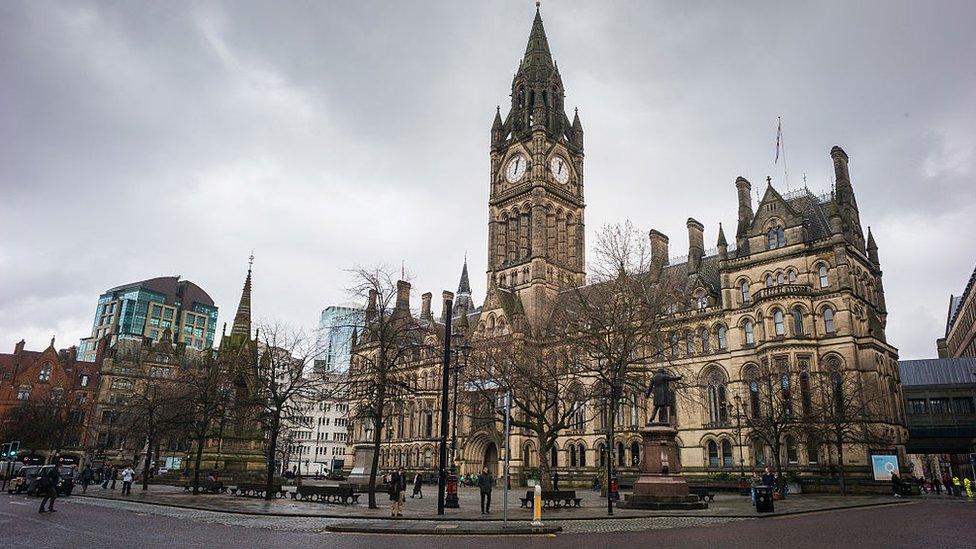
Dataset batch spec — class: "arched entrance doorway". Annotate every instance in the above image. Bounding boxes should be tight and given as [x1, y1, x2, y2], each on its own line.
[483, 442, 498, 477]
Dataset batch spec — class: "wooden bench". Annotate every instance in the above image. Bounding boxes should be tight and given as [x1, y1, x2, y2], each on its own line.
[231, 483, 286, 499]
[519, 490, 582, 509]
[689, 486, 716, 502]
[182, 480, 226, 494]
[288, 484, 361, 504]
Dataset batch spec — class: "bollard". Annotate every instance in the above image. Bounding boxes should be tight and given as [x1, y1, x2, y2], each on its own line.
[531, 484, 543, 526]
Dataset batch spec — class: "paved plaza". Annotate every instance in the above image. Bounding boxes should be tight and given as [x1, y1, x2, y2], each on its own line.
[72, 482, 907, 521]
[0, 491, 973, 548]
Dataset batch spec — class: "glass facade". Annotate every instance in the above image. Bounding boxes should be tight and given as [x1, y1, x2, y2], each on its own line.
[78, 277, 218, 360]
[315, 305, 365, 373]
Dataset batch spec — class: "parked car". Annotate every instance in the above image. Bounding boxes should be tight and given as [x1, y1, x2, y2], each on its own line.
[13, 465, 75, 496]
[6, 465, 41, 494]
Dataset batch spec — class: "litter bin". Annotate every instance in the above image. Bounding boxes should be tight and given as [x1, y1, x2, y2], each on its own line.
[755, 486, 774, 513]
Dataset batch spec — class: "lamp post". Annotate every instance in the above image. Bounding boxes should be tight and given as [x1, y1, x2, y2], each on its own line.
[444, 331, 470, 509]
[436, 292, 454, 516]
[733, 393, 746, 481]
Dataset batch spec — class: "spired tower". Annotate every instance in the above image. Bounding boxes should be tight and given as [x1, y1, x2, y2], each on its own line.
[487, 5, 585, 329]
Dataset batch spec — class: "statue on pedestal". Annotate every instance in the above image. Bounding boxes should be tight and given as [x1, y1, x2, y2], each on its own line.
[645, 369, 683, 425]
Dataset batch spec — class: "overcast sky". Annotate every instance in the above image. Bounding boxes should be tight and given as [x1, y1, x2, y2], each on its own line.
[1, 0, 974, 360]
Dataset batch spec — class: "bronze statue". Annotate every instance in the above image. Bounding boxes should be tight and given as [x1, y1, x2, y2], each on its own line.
[645, 369, 683, 425]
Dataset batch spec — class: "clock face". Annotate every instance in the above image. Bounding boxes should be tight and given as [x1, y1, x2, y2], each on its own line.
[505, 154, 528, 183]
[549, 156, 569, 184]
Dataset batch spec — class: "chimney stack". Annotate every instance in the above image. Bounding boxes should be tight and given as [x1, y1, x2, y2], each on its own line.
[395, 280, 411, 311]
[421, 292, 433, 319]
[649, 229, 669, 279]
[366, 289, 378, 322]
[735, 176, 753, 250]
[14, 339, 25, 354]
[442, 291, 455, 321]
[687, 217, 704, 272]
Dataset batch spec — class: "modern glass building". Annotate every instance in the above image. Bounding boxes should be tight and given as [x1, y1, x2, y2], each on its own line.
[78, 276, 218, 361]
[315, 304, 364, 373]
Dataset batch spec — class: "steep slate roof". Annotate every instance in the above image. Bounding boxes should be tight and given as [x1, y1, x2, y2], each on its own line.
[784, 189, 833, 241]
[946, 263, 976, 335]
[898, 357, 976, 386]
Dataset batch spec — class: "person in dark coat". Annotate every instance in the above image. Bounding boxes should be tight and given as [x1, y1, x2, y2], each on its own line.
[761, 467, 776, 487]
[552, 471, 560, 491]
[411, 472, 423, 499]
[101, 466, 112, 489]
[80, 464, 93, 494]
[891, 472, 901, 497]
[38, 466, 61, 513]
[388, 470, 402, 516]
[478, 467, 494, 514]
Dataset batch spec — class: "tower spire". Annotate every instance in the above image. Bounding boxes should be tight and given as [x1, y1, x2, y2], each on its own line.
[230, 255, 253, 338]
[457, 255, 472, 296]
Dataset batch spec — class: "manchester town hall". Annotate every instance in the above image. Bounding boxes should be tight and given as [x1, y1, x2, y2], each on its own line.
[347, 7, 907, 487]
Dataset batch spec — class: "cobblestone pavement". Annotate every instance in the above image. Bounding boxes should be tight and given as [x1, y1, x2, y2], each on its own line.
[76, 482, 908, 520]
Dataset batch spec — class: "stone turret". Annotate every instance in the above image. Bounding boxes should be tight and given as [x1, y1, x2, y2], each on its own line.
[735, 177, 753, 252]
[717, 223, 728, 259]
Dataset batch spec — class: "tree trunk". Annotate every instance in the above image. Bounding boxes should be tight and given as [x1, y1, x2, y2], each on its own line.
[367, 410, 384, 509]
[192, 435, 205, 495]
[606, 402, 617, 516]
[537, 435, 552, 491]
[142, 434, 153, 491]
[264, 417, 279, 500]
[835, 432, 847, 496]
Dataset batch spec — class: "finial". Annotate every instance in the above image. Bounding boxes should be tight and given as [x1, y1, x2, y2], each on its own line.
[766, 175, 772, 186]
[536, 1, 541, 9]
[248, 251, 254, 270]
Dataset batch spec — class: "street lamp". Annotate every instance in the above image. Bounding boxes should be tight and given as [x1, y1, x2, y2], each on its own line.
[445, 330, 471, 509]
[733, 393, 746, 483]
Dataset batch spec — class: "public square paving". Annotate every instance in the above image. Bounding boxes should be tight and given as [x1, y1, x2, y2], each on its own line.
[75, 481, 906, 522]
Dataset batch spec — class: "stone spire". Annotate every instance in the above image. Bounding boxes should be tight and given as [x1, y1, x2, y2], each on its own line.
[454, 256, 473, 318]
[507, 4, 567, 140]
[867, 227, 879, 265]
[230, 254, 253, 338]
[523, 4, 553, 68]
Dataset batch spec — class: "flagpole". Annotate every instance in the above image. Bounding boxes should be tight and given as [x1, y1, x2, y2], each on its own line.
[780, 116, 789, 190]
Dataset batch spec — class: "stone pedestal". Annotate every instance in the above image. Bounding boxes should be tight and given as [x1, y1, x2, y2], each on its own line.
[617, 424, 707, 510]
[345, 443, 376, 490]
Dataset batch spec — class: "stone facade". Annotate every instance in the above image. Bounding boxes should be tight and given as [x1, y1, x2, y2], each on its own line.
[347, 6, 907, 485]
[937, 264, 976, 358]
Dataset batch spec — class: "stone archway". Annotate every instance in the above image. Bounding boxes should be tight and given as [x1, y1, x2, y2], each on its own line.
[483, 442, 499, 477]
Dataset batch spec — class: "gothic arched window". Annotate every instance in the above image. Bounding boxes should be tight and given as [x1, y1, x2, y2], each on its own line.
[578, 444, 587, 467]
[700, 328, 710, 353]
[569, 444, 577, 467]
[38, 363, 52, 382]
[773, 309, 785, 336]
[823, 307, 836, 333]
[740, 281, 751, 305]
[722, 440, 734, 467]
[706, 368, 728, 426]
[767, 225, 786, 249]
[717, 325, 727, 350]
[707, 440, 719, 467]
[617, 441, 626, 467]
[818, 265, 830, 288]
[792, 307, 804, 335]
[743, 320, 755, 345]
[630, 441, 641, 466]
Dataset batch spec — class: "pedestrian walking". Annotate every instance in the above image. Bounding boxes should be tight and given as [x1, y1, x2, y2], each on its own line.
[478, 466, 494, 514]
[388, 469, 405, 517]
[761, 467, 776, 487]
[80, 464, 93, 494]
[101, 466, 112, 489]
[38, 466, 60, 513]
[121, 466, 135, 495]
[111, 467, 118, 490]
[965, 478, 973, 499]
[411, 472, 423, 499]
[891, 472, 901, 497]
[933, 476, 942, 495]
[552, 471, 560, 491]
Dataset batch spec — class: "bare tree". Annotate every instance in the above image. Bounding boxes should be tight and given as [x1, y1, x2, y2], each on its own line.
[557, 221, 679, 513]
[347, 266, 427, 509]
[178, 351, 233, 494]
[250, 322, 325, 500]
[740, 357, 805, 490]
[1, 388, 95, 464]
[810, 363, 889, 495]
[119, 376, 185, 490]
[468, 334, 581, 490]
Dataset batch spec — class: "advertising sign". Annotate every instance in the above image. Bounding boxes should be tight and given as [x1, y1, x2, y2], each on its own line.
[871, 454, 899, 480]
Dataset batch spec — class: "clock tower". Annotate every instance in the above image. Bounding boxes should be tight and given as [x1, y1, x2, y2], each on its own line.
[487, 5, 585, 329]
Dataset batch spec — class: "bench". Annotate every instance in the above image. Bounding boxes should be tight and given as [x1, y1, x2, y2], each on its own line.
[519, 490, 582, 509]
[689, 486, 716, 502]
[288, 484, 361, 504]
[182, 480, 226, 494]
[231, 483, 286, 499]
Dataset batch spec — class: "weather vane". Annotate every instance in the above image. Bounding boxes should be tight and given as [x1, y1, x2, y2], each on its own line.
[249, 251, 254, 269]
